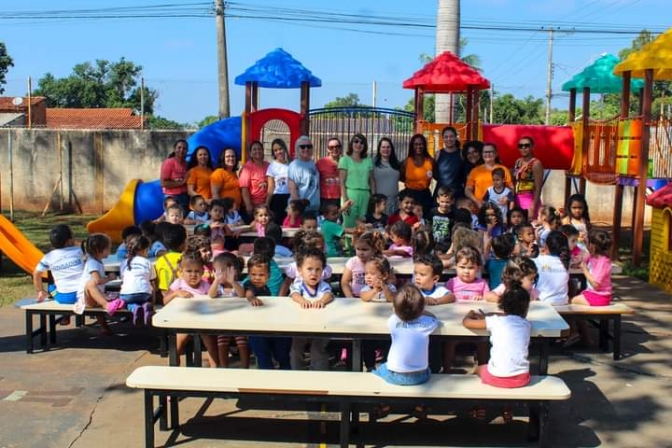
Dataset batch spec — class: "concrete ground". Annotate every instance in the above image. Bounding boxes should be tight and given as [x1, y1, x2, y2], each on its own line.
[0, 275, 670, 448]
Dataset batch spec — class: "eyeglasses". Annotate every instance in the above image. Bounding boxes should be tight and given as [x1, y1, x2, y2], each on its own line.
[352, 139, 364, 144]
[518, 143, 532, 149]
[482, 150, 495, 155]
[299, 144, 313, 150]
[328, 145, 342, 150]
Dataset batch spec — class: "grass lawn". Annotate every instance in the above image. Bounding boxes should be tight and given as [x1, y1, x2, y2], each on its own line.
[0, 210, 100, 307]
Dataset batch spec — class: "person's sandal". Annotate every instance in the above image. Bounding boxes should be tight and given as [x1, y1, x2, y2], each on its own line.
[468, 406, 487, 421]
[412, 405, 429, 420]
[502, 406, 513, 424]
[107, 298, 125, 316]
[369, 404, 391, 421]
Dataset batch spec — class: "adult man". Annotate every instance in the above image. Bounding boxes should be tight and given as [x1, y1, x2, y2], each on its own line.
[288, 136, 320, 213]
[315, 137, 342, 209]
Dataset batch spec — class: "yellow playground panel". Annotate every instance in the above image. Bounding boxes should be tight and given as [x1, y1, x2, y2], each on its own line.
[649, 206, 672, 294]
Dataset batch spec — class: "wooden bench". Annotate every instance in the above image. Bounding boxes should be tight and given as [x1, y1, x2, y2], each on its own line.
[126, 366, 571, 448]
[19, 299, 167, 356]
[555, 303, 635, 360]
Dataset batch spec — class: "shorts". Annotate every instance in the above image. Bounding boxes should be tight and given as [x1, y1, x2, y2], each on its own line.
[119, 292, 153, 305]
[372, 362, 430, 386]
[54, 291, 77, 305]
[583, 290, 611, 306]
[480, 364, 530, 388]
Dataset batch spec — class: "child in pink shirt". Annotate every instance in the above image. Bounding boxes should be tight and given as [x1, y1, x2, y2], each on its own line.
[571, 229, 613, 307]
[445, 246, 489, 301]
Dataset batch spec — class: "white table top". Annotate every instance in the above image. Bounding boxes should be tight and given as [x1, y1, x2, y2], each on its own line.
[152, 295, 568, 338]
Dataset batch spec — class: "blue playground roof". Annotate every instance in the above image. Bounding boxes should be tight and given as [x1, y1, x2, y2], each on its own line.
[234, 48, 322, 89]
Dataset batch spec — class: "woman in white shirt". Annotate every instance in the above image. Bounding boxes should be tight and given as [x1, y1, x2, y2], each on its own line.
[265, 138, 291, 225]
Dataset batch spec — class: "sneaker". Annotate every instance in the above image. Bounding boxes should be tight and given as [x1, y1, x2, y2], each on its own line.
[107, 298, 125, 316]
[142, 302, 154, 326]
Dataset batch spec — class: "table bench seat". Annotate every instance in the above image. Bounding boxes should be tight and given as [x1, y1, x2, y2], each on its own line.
[126, 366, 571, 448]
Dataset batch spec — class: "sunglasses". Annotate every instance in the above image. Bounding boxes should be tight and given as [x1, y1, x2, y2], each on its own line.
[518, 143, 532, 149]
[299, 144, 313, 150]
[483, 151, 495, 155]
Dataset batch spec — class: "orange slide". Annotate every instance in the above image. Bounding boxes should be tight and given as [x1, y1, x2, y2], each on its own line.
[0, 214, 45, 275]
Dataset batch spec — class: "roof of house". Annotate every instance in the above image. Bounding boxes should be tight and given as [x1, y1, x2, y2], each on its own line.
[45, 108, 143, 129]
[646, 183, 672, 209]
[0, 96, 46, 111]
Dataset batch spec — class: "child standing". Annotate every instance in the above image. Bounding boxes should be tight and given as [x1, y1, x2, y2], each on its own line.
[562, 193, 591, 244]
[536, 205, 561, 248]
[341, 231, 385, 298]
[155, 224, 188, 303]
[534, 230, 570, 306]
[184, 195, 209, 224]
[387, 190, 419, 227]
[283, 199, 309, 228]
[571, 229, 613, 307]
[290, 248, 334, 371]
[427, 186, 454, 248]
[483, 167, 514, 222]
[119, 235, 156, 326]
[383, 221, 414, 258]
[365, 194, 389, 230]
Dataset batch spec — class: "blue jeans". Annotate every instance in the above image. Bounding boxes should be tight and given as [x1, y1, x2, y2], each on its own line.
[249, 336, 291, 370]
[373, 362, 431, 386]
[119, 293, 152, 305]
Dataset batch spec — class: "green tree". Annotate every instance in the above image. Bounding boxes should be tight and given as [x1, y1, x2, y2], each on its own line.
[146, 115, 186, 130]
[324, 93, 367, 108]
[34, 58, 158, 114]
[0, 42, 14, 94]
[492, 94, 544, 124]
[198, 115, 219, 128]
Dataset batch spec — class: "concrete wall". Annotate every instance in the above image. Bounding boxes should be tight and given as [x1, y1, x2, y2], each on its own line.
[0, 129, 191, 213]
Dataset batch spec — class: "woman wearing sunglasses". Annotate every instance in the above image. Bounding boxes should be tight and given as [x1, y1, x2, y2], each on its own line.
[513, 136, 544, 219]
[288, 136, 320, 213]
[338, 133, 375, 228]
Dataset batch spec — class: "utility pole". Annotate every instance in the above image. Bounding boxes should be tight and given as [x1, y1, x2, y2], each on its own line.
[545, 27, 554, 125]
[489, 83, 494, 124]
[215, 0, 230, 119]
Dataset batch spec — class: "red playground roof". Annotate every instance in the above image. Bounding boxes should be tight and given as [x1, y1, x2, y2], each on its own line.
[646, 183, 672, 209]
[403, 51, 490, 93]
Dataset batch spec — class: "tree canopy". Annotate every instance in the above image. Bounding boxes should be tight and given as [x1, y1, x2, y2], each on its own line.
[324, 93, 367, 108]
[34, 58, 157, 114]
[0, 42, 14, 95]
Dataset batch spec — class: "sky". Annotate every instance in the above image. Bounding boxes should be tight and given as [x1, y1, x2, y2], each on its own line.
[1, 0, 669, 124]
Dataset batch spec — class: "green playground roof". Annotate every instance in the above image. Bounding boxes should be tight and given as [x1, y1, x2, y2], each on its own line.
[562, 53, 644, 94]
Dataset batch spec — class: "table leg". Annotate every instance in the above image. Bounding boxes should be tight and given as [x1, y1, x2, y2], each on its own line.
[26, 311, 34, 354]
[145, 390, 155, 448]
[340, 401, 350, 448]
[39, 314, 47, 347]
[168, 333, 178, 366]
[613, 316, 622, 361]
[166, 333, 179, 430]
[49, 315, 57, 344]
[537, 339, 549, 375]
[193, 335, 202, 367]
[352, 339, 362, 372]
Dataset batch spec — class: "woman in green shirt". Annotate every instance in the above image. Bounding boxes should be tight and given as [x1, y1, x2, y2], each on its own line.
[338, 133, 375, 228]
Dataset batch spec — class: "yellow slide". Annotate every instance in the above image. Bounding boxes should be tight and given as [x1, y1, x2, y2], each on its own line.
[0, 214, 45, 275]
[86, 179, 138, 243]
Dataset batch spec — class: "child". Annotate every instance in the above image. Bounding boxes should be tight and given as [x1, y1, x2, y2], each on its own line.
[284, 199, 309, 228]
[33, 224, 84, 305]
[207, 199, 227, 249]
[115, 225, 142, 259]
[536, 205, 561, 248]
[301, 212, 319, 232]
[483, 167, 514, 221]
[165, 204, 184, 225]
[290, 248, 334, 371]
[372, 284, 439, 385]
[365, 193, 389, 231]
[485, 234, 516, 290]
[560, 224, 584, 269]
[147, 221, 168, 258]
[119, 235, 156, 326]
[360, 256, 397, 303]
[562, 193, 591, 244]
[155, 223, 188, 303]
[245, 255, 292, 370]
[321, 203, 346, 257]
[163, 251, 220, 367]
[456, 197, 479, 230]
[387, 190, 419, 227]
[280, 230, 332, 296]
[412, 227, 435, 258]
[412, 254, 453, 305]
[446, 246, 489, 302]
[534, 230, 570, 306]
[265, 223, 292, 257]
[477, 202, 506, 238]
[571, 229, 613, 307]
[75, 234, 122, 316]
[383, 221, 413, 258]
[412, 204, 426, 226]
[186, 235, 214, 281]
[250, 237, 283, 295]
[341, 231, 385, 298]
[507, 206, 527, 231]
[221, 197, 244, 226]
[486, 256, 539, 302]
[427, 186, 454, 248]
[184, 195, 209, 224]
[155, 196, 178, 223]
[249, 204, 273, 237]
[515, 223, 539, 258]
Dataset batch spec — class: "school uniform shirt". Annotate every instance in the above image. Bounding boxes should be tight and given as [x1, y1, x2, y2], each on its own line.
[386, 314, 439, 373]
[491, 283, 539, 301]
[116, 243, 128, 260]
[76, 257, 106, 301]
[345, 257, 367, 297]
[224, 211, 243, 226]
[275, 245, 293, 258]
[538, 227, 551, 248]
[427, 207, 453, 244]
[285, 262, 333, 282]
[149, 241, 167, 258]
[534, 255, 569, 305]
[445, 277, 490, 301]
[289, 280, 332, 303]
[120, 256, 156, 295]
[35, 246, 84, 294]
[186, 210, 209, 224]
[485, 314, 531, 377]
[360, 284, 398, 302]
[419, 285, 451, 300]
[483, 186, 514, 222]
[169, 278, 210, 295]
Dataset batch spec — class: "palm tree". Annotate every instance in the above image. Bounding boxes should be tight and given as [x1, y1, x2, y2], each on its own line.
[435, 0, 460, 123]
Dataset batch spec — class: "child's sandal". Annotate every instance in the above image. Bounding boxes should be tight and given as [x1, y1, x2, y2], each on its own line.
[412, 405, 428, 420]
[502, 406, 513, 424]
[468, 406, 487, 421]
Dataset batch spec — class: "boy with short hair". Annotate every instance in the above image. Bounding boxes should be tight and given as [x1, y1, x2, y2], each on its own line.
[388, 189, 419, 227]
[165, 204, 184, 225]
[33, 224, 84, 304]
[250, 237, 283, 295]
[321, 203, 345, 257]
[412, 254, 454, 305]
[483, 168, 514, 222]
[155, 223, 187, 302]
[485, 233, 516, 289]
[427, 186, 455, 248]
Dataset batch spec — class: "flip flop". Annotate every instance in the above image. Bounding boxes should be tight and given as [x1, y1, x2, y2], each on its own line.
[412, 405, 429, 420]
[107, 298, 125, 316]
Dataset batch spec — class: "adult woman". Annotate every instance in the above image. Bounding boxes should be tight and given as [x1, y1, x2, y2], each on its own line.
[400, 134, 435, 216]
[434, 126, 463, 198]
[210, 148, 242, 209]
[338, 133, 375, 228]
[160, 139, 189, 209]
[238, 140, 270, 215]
[512, 136, 544, 219]
[461, 140, 484, 182]
[185, 146, 214, 201]
[373, 137, 401, 215]
[288, 136, 320, 213]
[265, 138, 291, 225]
[316, 137, 342, 209]
[465, 142, 513, 209]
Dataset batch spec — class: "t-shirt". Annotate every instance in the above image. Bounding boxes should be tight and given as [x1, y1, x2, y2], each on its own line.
[466, 164, 513, 202]
[387, 213, 419, 227]
[483, 186, 514, 222]
[120, 256, 156, 295]
[585, 254, 612, 297]
[156, 252, 183, 291]
[491, 283, 539, 301]
[116, 243, 128, 260]
[76, 257, 106, 301]
[486, 258, 508, 290]
[242, 260, 283, 296]
[161, 157, 187, 195]
[485, 314, 531, 377]
[283, 216, 303, 228]
[169, 278, 210, 295]
[289, 280, 332, 303]
[210, 168, 242, 208]
[365, 213, 388, 230]
[267, 161, 290, 195]
[388, 244, 413, 258]
[322, 219, 344, 257]
[186, 166, 213, 199]
[386, 314, 438, 373]
[238, 161, 270, 206]
[244, 282, 270, 297]
[445, 277, 490, 301]
[224, 211, 243, 226]
[435, 149, 463, 194]
[36, 246, 84, 294]
[315, 157, 340, 199]
[538, 228, 551, 248]
[186, 210, 209, 223]
[288, 159, 320, 212]
[338, 156, 373, 190]
[534, 254, 569, 305]
[404, 157, 433, 191]
[419, 285, 451, 299]
[345, 257, 367, 297]
[149, 241, 167, 258]
[360, 283, 398, 302]
[373, 161, 400, 212]
[427, 208, 453, 244]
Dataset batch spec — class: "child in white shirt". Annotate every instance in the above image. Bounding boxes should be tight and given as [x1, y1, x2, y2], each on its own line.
[119, 235, 156, 326]
[534, 230, 570, 306]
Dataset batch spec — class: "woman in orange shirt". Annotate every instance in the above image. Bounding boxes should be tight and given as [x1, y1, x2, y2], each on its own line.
[465, 142, 513, 209]
[399, 134, 436, 216]
[210, 148, 243, 215]
[186, 146, 214, 201]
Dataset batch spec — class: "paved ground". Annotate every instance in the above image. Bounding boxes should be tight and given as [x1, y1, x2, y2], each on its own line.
[0, 275, 670, 448]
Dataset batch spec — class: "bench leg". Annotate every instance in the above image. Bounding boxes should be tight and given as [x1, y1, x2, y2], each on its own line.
[599, 319, 609, 352]
[26, 311, 34, 354]
[613, 316, 622, 361]
[39, 314, 47, 347]
[538, 339, 549, 375]
[537, 401, 550, 447]
[340, 401, 350, 448]
[351, 339, 361, 372]
[170, 394, 179, 430]
[159, 330, 168, 358]
[144, 390, 155, 448]
[49, 315, 57, 344]
[193, 335, 202, 367]
[159, 395, 168, 431]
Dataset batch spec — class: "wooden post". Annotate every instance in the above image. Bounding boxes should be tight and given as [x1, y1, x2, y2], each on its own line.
[579, 87, 590, 195]
[471, 87, 480, 140]
[612, 72, 632, 259]
[244, 82, 252, 115]
[251, 81, 259, 113]
[564, 88, 577, 207]
[300, 81, 310, 136]
[414, 88, 424, 134]
[631, 69, 654, 267]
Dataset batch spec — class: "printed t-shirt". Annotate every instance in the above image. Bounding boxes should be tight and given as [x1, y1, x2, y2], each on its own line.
[266, 161, 290, 195]
[186, 210, 209, 223]
[485, 314, 531, 377]
[288, 159, 320, 212]
[161, 157, 187, 195]
[156, 252, 182, 291]
[36, 246, 84, 294]
[345, 257, 366, 297]
[419, 285, 451, 299]
[238, 161, 270, 206]
[120, 256, 156, 295]
[338, 156, 373, 190]
[483, 186, 514, 221]
[285, 261, 333, 282]
[186, 166, 213, 199]
[169, 278, 210, 295]
[386, 314, 438, 373]
[404, 157, 433, 190]
[445, 277, 490, 301]
[316, 157, 340, 199]
[427, 208, 453, 243]
[534, 255, 569, 305]
[210, 168, 242, 208]
[466, 164, 513, 202]
[289, 280, 332, 303]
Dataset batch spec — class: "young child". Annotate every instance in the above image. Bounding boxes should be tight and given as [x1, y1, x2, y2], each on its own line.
[165, 204, 184, 225]
[477, 202, 506, 238]
[33, 224, 84, 305]
[365, 193, 389, 231]
[412, 204, 426, 226]
[280, 230, 332, 296]
[119, 235, 156, 326]
[250, 237, 284, 295]
[515, 223, 539, 258]
[560, 225, 584, 269]
[383, 221, 413, 258]
[571, 229, 613, 307]
[249, 204, 273, 237]
[456, 197, 479, 230]
[187, 235, 214, 282]
[283, 199, 309, 228]
[245, 255, 292, 370]
[207, 199, 227, 249]
[562, 193, 591, 244]
[412, 227, 435, 258]
[341, 231, 385, 298]
[221, 197, 244, 226]
[147, 221, 168, 258]
[372, 284, 438, 386]
[320, 203, 347, 257]
[75, 234, 122, 315]
[485, 234, 516, 290]
[155, 223, 188, 303]
[536, 205, 561, 248]
[427, 186, 454, 248]
[360, 256, 397, 303]
[265, 223, 292, 257]
[486, 256, 539, 303]
[534, 230, 570, 306]
[446, 246, 489, 302]
[507, 206, 527, 231]
[155, 196, 178, 223]
[115, 225, 142, 259]
[301, 212, 319, 232]
[483, 167, 514, 221]
[387, 190, 419, 227]
[290, 248, 334, 371]
[413, 254, 453, 305]
[184, 195, 209, 224]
